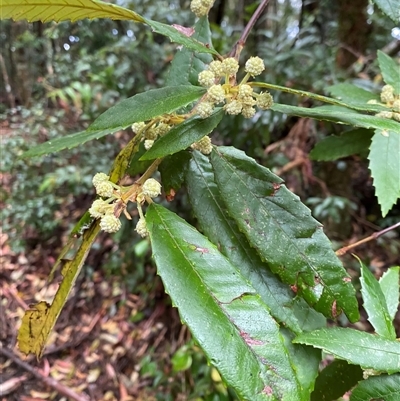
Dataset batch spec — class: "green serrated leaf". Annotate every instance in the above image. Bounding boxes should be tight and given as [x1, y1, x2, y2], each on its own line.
[379, 266, 400, 321]
[146, 203, 310, 401]
[311, 360, 363, 401]
[144, 18, 219, 56]
[358, 259, 396, 339]
[167, 16, 214, 86]
[210, 147, 359, 322]
[88, 86, 206, 132]
[310, 129, 373, 161]
[327, 83, 381, 108]
[21, 86, 205, 158]
[378, 50, 400, 94]
[272, 104, 400, 133]
[186, 151, 326, 334]
[159, 151, 192, 195]
[280, 328, 321, 400]
[141, 109, 223, 160]
[350, 373, 400, 401]
[0, 0, 144, 23]
[294, 327, 400, 374]
[369, 130, 400, 217]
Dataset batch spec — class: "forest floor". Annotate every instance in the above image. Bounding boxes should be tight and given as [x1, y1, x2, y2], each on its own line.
[1, 228, 192, 401]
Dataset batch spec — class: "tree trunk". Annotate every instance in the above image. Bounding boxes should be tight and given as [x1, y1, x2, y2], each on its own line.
[336, 0, 370, 69]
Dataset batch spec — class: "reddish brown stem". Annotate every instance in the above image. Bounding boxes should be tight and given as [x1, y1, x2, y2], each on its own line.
[336, 222, 400, 256]
[229, 0, 271, 59]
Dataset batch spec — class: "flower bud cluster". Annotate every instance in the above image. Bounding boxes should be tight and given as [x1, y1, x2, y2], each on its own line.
[376, 85, 400, 122]
[132, 121, 171, 150]
[197, 56, 273, 119]
[89, 174, 162, 235]
[190, 0, 215, 18]
[191, 135, 213, 155]
[90, 173, 122, 233]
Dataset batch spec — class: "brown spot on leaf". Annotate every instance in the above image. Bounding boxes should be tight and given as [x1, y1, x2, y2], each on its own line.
[290, 285, 298, 293]
[331, 300, 337, 318]
[240, 331, 264, 346]
[263, 386, 273, 395]
[166, 188, 176, 202]
[272, 182, 281, 196]
[171, 24, 195, 37]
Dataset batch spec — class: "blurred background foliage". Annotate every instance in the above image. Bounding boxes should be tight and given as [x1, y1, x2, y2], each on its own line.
[1, 0, 400, 399]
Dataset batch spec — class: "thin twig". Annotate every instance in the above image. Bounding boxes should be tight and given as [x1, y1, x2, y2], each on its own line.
[336, 222, 400, 256]
[0, 346, 91, 401]
[0, 53, 15, 108]
[229, 0, 271, 59]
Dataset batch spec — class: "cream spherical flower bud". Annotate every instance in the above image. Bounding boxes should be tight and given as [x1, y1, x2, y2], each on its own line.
[222, 57, 239, 76]
[381, 85, 395, 103]
[131, 122, 146, 134]
[208, 60, 225, 77]
[238, 84, 254, 98]
[376, 111, 393, 119]
[198, 70, 216, 88]
[89, 199, 112, 219]
[100, 214, 122, 233]
[197, 102, 214, 118]
[393, 113, 400, 121]
[207, 84, 226, 104]
[191, 135, 212, 155]
[92, 172, 109, 188]
[224, 100, 243, 115]
[155, 123, 171, 136]
[392, 99, 400, 112]
[142, 178, 162, 198]
[96, 181, 114, 198]
[135, 218, 149, 238]
[245, 56, 265, 76]
[256, 92, 273, 110]
[242, 106, 256, 119]
[144, 139, 154, 150]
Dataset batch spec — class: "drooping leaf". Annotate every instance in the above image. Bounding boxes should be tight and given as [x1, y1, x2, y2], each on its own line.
[144, 18, 219, 56]
[327, 83, 381, 109]
[88, 86, 205, 132]
[167, 16, 214, 86]
[146, 203, 314, 401]
[18, 222, 101, 358]
[159, 151, 192, 197]
[310, 129, 373, 161]
[310, 360, 363, 401]
[369, 130, 400, 217]
[271, 104, 400, 133]
[210, 147, 359, 322]
[186, 151, 326, 334]
[0, 0, 144, 22]
[372, 0, 400, 24]
[358, 259, 396, 340]
[140, 109, 223, 160]
[377, 50, 400, 94]
[379, 266, 400, 321]
[17, 134, 140, 357]
[22, 86, 205, 158]
[350, 373, 400, 401]
[294, 327, 400, 374]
